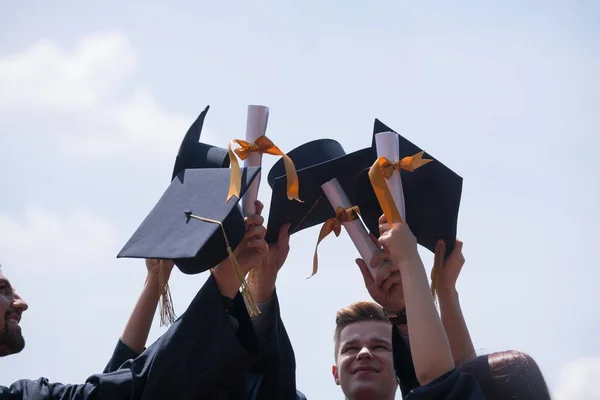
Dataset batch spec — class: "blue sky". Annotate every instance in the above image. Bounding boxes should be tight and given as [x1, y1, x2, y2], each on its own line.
[1, 1, 599, 398]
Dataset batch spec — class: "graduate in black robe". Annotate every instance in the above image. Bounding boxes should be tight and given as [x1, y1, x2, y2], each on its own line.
[0, 263, 261, 399]
[103, 202, 305, 399]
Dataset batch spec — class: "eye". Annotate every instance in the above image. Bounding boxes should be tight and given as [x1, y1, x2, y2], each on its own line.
[342, 346, 358, 353]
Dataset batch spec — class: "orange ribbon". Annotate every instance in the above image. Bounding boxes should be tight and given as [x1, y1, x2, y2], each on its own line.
[227, 135, 301, 203]
[368, 151, 432, 225]
[311, 206, 360, 278]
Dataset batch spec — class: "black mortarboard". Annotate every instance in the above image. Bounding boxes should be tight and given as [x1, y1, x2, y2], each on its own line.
[118, 167, 261, 274]
[356, 119, 462, 256]
[265, 139, 375, 243]
[171, 105, 230, 180]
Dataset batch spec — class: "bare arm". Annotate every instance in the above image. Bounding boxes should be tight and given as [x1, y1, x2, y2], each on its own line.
[378, 218, 454, 386]
[120, 274, 160, 354]
[120, 259, 174, 354]
[433, 240, 476, 367]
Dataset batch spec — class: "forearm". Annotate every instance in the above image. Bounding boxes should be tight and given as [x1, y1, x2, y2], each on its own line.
[438, 287, 476, 367]
[120, 274, 161, 354]
[399, 258, 454, 385]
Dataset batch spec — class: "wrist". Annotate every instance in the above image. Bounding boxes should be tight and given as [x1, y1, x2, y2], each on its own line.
[252, 286, 275, 303]
[437, 286, 458, 299]
[213, 262, 241, 299]
[384, 308, 407, 326]
[396, 253, 423, 272]
[145, 273, 160, 286]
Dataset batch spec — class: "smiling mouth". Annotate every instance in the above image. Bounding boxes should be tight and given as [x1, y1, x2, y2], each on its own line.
[353, 367, 378, 374]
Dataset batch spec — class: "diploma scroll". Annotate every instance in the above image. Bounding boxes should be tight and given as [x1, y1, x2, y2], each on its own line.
[375, 131, 406, 221]
[242, 105, 270, 217]
[321, 178, 379, 278]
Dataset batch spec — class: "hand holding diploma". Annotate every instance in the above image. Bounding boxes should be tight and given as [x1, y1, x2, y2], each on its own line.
[311, 178, 380, 279]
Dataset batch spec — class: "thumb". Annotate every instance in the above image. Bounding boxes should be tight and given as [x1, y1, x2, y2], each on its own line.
[278, 223, 291, 250]
[356, 258, 374, 287]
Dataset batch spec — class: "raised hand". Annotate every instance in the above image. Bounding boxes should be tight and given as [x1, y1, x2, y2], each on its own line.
[247, 201, 291, 302]
[356, 235, 405, 312]
[377, 214, 419, 267]
[432, 239, 465, 293]
[145, 259, 174, 282]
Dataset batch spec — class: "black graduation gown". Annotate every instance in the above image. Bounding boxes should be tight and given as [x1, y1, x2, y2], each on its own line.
[392, 328, 485, 399]
[102, 289, 306, 400]
[0, 274, 259, 400]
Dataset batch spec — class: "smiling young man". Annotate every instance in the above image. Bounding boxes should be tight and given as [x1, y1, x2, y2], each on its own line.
[333, 302, 401, 400]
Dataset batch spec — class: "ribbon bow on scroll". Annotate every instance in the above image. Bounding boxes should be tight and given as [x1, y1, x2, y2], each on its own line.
[368, 151, 432, 226]
[311, 206, 361, 278]
[227, 135, 302, 203]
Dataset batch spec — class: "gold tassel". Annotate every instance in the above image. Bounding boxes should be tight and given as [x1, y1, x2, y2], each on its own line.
[430, 241, 442, 307]
[186, 212, 260, 317]
[158, 260, 177, 326]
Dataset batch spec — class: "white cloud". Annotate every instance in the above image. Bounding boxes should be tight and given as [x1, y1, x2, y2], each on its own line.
[0, 32, 196, 156]
[553, 357, 600, 400]
[0, 206, 116, 269]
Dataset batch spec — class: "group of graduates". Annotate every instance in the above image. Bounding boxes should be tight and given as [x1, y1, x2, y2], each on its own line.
[1, 106, 552, 399]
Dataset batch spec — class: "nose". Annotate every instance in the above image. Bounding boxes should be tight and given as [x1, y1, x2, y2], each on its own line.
[356, 346, 373, 361]
[12, 291, 28, 313]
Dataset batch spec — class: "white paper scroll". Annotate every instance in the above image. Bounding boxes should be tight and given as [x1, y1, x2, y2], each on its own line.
[375, 131, 406, 221]
[321, 178, 379, 278]
[242, 105, 270, 217]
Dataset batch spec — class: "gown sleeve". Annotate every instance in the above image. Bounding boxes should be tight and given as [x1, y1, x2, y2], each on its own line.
[0, 274, 260, 399]
[392, 326, 420, 398]
[102, 339, 141, 374]
[405, 369, 486, 400]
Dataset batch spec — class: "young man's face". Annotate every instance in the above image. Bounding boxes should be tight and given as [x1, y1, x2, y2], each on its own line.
[332, 320, 398, 400]
[0, 271, 28, 357]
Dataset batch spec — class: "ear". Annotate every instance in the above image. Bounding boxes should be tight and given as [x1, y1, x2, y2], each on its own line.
[332, 364, 340, 385]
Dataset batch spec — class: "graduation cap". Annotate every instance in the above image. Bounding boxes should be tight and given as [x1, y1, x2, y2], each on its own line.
[265, 139, 375, 243]
[356, 119, 463, 257]
[118, 167, 261, 275]
[171, 105, 230, 180]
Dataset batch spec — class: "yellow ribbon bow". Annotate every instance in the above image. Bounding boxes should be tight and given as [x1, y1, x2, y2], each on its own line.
[368, 151, 432, 225]
[311, 206, 360, 278]
[227, 135, 301, 203]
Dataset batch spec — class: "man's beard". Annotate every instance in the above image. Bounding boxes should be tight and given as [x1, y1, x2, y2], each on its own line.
[0, 319, 25, 357]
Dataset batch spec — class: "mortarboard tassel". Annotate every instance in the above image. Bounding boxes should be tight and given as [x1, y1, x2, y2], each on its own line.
[158, 260, 177, 326]
[430, 241, 443, 306]
[185, 212, 260, 317]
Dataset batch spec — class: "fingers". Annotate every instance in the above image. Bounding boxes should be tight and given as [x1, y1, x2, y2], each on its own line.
[379, 222, 390, 236]
[355, 258, 374, 286]
[246, 238, 269, 257]
[277, 223, 291, 250]
[382, 271, 402, 292]
[245, 224, 267, 241]
[378, 214, 388, 225]
[374, 260, 398, 286]
[255, 200, 264, 216]
[370, 250, 389, 269]
[245, 213, 264, 228]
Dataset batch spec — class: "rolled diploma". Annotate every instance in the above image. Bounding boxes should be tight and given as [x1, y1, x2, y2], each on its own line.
[375, 131, 406, 221]
[242, 105, 270, 217]
[321, 178, 379, 278]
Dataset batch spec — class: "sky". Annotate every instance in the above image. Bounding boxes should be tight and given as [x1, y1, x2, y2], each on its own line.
[0, 1, 599, 398]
